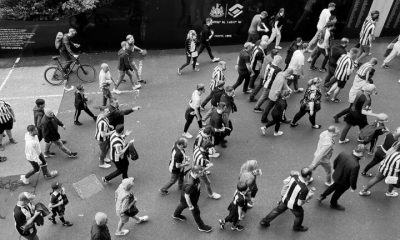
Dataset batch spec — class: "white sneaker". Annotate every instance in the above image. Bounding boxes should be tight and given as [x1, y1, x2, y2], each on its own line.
[209, 192, 221, 199]
[133, 84, 141, 90]
[385, 191, 399, 197]
[137, 215, 149, 223]
[398, 79, 400, 84]
[209, 152, 220, 158]
[325, 181, 333, 187]
[307, 57, 312, 63]
[211, 57, 220, 62]
[182, 132, 193, 139]
[99, 163, 112, 169]
[104, 158, 111, 163]
[260, 126, 267, 135]
[294, 88, 304, 93]
[274, 131, 283, 136]
[20, 175, 29, 185]
[339, 139, 350, 144]
[64, 86, 74, 92]
[275, 46, 282, 50]
[112, 88, 121, 94]
[115, 229, 129, 236]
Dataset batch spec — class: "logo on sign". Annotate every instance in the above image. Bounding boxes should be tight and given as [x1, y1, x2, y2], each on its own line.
[228, 4, 243, 18]
[210, 3, 224, 18]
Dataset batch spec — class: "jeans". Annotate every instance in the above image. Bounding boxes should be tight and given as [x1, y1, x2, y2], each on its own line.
[74, 106, 96, 122]
[179, 55, 198, 70]
[320, 183, 349, 206]
[25, 158, 47, 179]
[161, 171, 185, 191]
[173, 204, 206, 228]
[115, 70, 134, 89]
[249, 70, 260, 89]
[324, 65, 336, 85]
[264, 115, 281, 132]
[255, 88, 270, 109]
[309, 160, 332, 183]
[261, 99, 276, 123]
[363, 147, 385, 173]
[98, 140, 110, 165]
[340, 123, 366, 142]
[200, 173, 214, 195]
[250, 76, 264, 100]
[383, 42, 400, 64]
[104, 159, 129, 181]
[184, 107, 202, 133]
[44, 139, 72, 155]
[197, 41, 214, 59]
[202, 106, 216, 122]
[102, 88, 112, 106]
[261, 201, 304, 229]
[334, 104, 352, 120]
[292, 105, 316, 126]
[310, 47, 328, 69]
[233, 71, 251, 92]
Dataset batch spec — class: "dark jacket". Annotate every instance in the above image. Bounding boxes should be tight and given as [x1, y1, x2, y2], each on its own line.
[118, 49, 132, 71]
[41, 115, 64, 142]
[210, 88, 225, 107]
[220, 93, 237, 113]
[33, 106, 44, 128]
[271, 98, 287, 120]
[200, 24, 212, 43]
[90, 221, 111, 240]
[329, 44, 347, 67]
[107, 105, 134, 128]
[285, 41, 301, 65]
[74, 91, 87, 109]
[332, 152, 360, 190]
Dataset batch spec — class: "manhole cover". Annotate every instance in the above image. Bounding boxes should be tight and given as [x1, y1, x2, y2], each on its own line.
[73, 174, 104, 199]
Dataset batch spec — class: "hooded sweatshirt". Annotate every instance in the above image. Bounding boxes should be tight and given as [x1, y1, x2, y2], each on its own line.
[118, 48, 132, 71]
[33, 106, 44, 128]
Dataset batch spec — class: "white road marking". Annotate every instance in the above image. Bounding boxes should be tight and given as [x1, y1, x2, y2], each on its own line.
[2, 90, 139, 100]
[0, 57, 20, 92]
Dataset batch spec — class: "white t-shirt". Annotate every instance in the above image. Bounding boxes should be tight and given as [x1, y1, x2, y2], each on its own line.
[288, 50, 304, 75]
[189, 90, 201, 109]
[317, 9, 331, 30]
[25, 133, 41, 163]
[317, 29, 330, 49]
[99, 69, 113, 89]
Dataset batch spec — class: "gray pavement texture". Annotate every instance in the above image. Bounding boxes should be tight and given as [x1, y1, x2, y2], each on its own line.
[1, 38, 400, 240]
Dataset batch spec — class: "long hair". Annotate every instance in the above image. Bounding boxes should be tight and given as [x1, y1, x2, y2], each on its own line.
[239, 160, 258, 175]
[187, 30, 196, 40]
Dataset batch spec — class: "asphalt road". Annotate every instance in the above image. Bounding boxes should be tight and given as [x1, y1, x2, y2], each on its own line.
[1, 39, 400, 240]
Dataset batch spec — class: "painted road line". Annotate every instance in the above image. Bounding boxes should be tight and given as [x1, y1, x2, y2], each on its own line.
[0, 57, 20, 92]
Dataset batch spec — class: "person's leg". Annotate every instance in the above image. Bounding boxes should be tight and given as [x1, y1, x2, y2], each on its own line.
[197, 43, 205, 55]
[324, 66, 335, 85]
[25, 161, 40, 179]
[308, 111, 316, 126]
[173, 202, 187, 217]
[125, 70, 136, 86]
[121, 159, 129, 179]
[130, 62, 141, 82]
[201, 92, 212, 108]
[205, 42, 215, 59]
[291, 207, 304, 229]
[330, 184, 349, 206]
[116, 214, 129, 233]
[325, 76, 337, 90]
[310, 47, 322, 68]
[104, 161, 123, 181]
[292, 75, 299, 91]
[179, 56, 191, 71]
[242, 72, 251, 92]
[334, 104, 352, 119]
[255, 88, 269, 109]
[248, 70, 260, 89]
[201, 174, 214, 196]
[183, 112, 195, 133]
[339, 123, 352, 141]
[363, 150, 384, 174]
[53, 139, 72, 155]
[321, 161, 333, 184]
[232, 72, 245, 90]
[331, 86, 341, 100]
[250, 77, 263, 100]
[98, 140, 108, 165]
[192, 57, 198, 70]
[274, 120, 281, 133]
[321, 51, 329, 69]
[320, 182, 337, 199]
[74, 108, 81, 123]
[291, 107, 307, 124]
[83, 106, 96, 119]
[161, 173, 179, 192]
[44, 141, 51, 154]
[268, 28, 277, 45]
[177, 172, 185, 190]
[276, 28, 281, 47]
[202, 107, 214, 122]
[115, 71, 125, 89]
[383, 48, 398, 65]
[191, 205, 206, 228]
[261, 100, 276, 123]
[307, 30, 320, 51]
[260, 201, 287, 224]
[363, 172, 385, 191]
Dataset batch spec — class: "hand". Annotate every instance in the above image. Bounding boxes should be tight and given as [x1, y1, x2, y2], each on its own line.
[132, 106, 141, 111]
[73, 54, 79, 59]
[125, 130, 132, 136]
[310, 110, 314, 116]
[62, 125, 66, 130]
[73, 43, 80, 48]
[130, 139, 135, 143]
[351, 189, 355, 192]
[188, 205, 194, 211]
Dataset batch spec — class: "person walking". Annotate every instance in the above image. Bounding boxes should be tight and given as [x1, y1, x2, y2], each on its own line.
[260, 90, 289, 137]
[308, 126, 340, 186]
[219, 86, 237, 127]
[126, 34, 146, 84]
[182, 84, 205, 139]
[259, 167, 314, 232]
[201, 61, 226, 110]
[287, 43, 308, 93]
[20, 125, 58, 185]
[285, 37, 303, 70]
[198, 18, 220, 62]
[14, 192, 41, 240]
[209, 103, 228, 148]
[290, 77, 323, 129]
[267, 8, 285, 49]
[107, 98, 141, 129]
[218, 182, 248, 231]
[178, 30, 199, 75]
[324, 38, 349, 87]
[172, 165, 213, 233]
[232, 42, 254, 93]
[317, 144, 365, 210]
[238, 160, 262, 208]
[382, 35, 400, 68]
[48, 181, 73, 226]
[354, 11, 380, 67]
[202, 81, 225, 124]
[309, 22, 334, 72]
[159, 137, 190, 195]
[90, 212, 111, 240]
[95, 108, 113, 169]
[41, 109, 77, 158]
[102, 124, 132, 183]
[247, 11, 269, 43]
[33, 99, 45, 142]
[74, 85, 97, 125]
[248, 41, 268, 91]
[0, 99, 17, 151]
[99, 63, 115, 106]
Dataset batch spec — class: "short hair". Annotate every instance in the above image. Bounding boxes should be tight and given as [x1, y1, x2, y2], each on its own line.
[370, 57, 378, 65]
[349, 48, 359, 55]
[237, 182, 248, 192]
[205, 17, 212, 23]
[301, 167, 312, 178]
[296, 37, 303, 43]
[218, 61, 226, 67]
[240, 160, 258, 175]
[300, 42, 309, 50]
[69, 28, 77, 34]
[95, 212, 108, 226]
[203, 125, 214, 135]
[260, 11, 268, 17]
[27, 125, 36, 132]
[121, 41, 128, 48]
[126, 34, 134, 40]
[35, 98, 45, 106]
[340, 38, 349, 44]
[217, 102, 226, 110]
[176, 137, 187, 146]
[328, 2, 336, 8]
[196, 84, 205, 91]
[225, 86, 234, 92]
[101, 63, 108, 69]
[115, 124, 124, 134]
[307, 77, 322, 86]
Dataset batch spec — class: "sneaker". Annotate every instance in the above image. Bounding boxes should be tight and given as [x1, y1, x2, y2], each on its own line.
[196, 62, 200, 66]
[102, 177, 109, 184]
[231, 224, 245, 231]
[198, 225, 212, 233]
[68, 152, 78, 158]
[308, 177, 314, 183]
[247, 89, 254, 93]
[254, 108, 263, 113]
[62, 221, 73, 227]
[193, 68, 200, 72]
[209, 152, 220, 158]
[20, 175, 29, 185]
[44, 170, 58, 179]
[177, 68, 182, 75]
[208, 192, 221, 199]
[49, 216, 57, 224]
[330, 204, 345, 211]
[104, 158, 111, 163]
[382, 64, 389, 69]
[137, 216, 149, 223]
[182, 132, 193, 139]
[325, 181, 333, 187]
[359, 190, 371, 196]
[317, 195, 326, 202]
[172, 214, 186, 221]
[338, 139, 349, 144]
[247, 202, 254, 208]
[275, 46, 282, 50]
[9, 138, 17, 144]
[385, 191, 399, 197]
[398, 79, 400, 84]
[159, 189, 169, 195]
[259, 220, 270, 227]
[115, 229, 129, 236]
[260, 126, 267, 135]
[307, 58, 313, 63]
[281, 119, 292, 124]
[112, 88, 121, 94]
[274, 131, 283, 136]
[311, 125, 322, 129]
[99, 163, 111, 169]
[249, 97, 257, 102]
[211, 57, 220, 62]
[294, 88, 304, 92]
[74, 121, 82, 126]
[290, 122, 299, 127]
[293, 226, 309, 232]
[319, 68, 327, 72]
[64, 86, 75, 92]
[219, 219, 225, 230]
[133, 84, 141, 90]
[310, 66, 317, 71]
[0, 144, 4, 151]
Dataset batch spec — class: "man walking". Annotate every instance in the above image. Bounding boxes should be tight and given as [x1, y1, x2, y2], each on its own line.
[287, 43, 308, 93]
[107, 98, 141, 129]
[317, 144, 365, 210]
[198, 18, 220, 63]
[248, 41, 268, 91]
[260, 167, 314, 232]
[14, 192, 41, 240]
[95, 108, 113, 169]
[324, 38, 349, 87]
[99, 63, 115, 106]
[309, 23, 334, 72]
[355, 11, 380, 67]
[232, 42, 254, 93]
[247, 11, 269, 43]
[74, 85, 97, 125]
[33, 99, 45, 141]
[172, 165, 213, 233]
[0, 99, 17, 151]
[201, 61, 226, 109]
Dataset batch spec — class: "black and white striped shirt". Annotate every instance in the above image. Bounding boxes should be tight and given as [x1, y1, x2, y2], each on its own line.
[193, 146, 209, 167]
[334, 54, 354, 81]
[359, 17, 375, 46]
[193, 130, 208, 151]
[94, 117, 111, 142]
[110, 132, 125, 162]
[210, 66, 225, 90]
[379, 151, 400, 177]
[0, 100, 12, 124]
[282, 175, 309, 209]
[250, 46, 265, 71]
[356, 62, 373, 79]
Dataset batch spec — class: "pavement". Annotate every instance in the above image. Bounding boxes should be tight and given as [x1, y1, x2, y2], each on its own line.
[0, 38, 400, 240]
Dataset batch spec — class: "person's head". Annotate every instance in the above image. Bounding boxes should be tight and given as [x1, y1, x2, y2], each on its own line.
[349, 48, 359, 60]
[191, 165, 204, 178]
[259, 40, 268, 49]
[237, 181, 248, 193]
[376, 113, 389, 122]
[278, 8, 285, 17]
[327, 125, 340, 136]
[394, 127, 400, 137]
[261, 35, 269, 43]
[300, 42, 309, 51]
[17, 192, 34, 206]
[176, 137, 188, 149]
[328, 15, 337, 24]
[353, 144, 366, 158]
[217, 80, 225, 89]
[283, 68, 294, 78]
[115, 124, 124, 134]
[300, 167, 313, 182]
[369, 57, 378, 66]
[225, 86, 235, 96]
[325, 22, 335, 30]
[68, 28, 77, 37]
[296, 37, 303, 46]
[196, 84, 205, 94]
[260, 11, 268, 19]
[243, 42, 254, 52]
[240, 160, 259, 174]
[216, 102, 226, 113]
[126, 34, 134, 44]
[218, 61, 227, 71]
[120, 177, 135, 191]
[328, 2, 336, 11]
[362, 83, 377, 96]
[205, 17, 213, 26]
[110, 98, 119, 108]
[307, 77, 322, 87]
[187, 30, 197, 40]
[121, 41, 128, 50]
[271, 54, 283, 69]
[101, 63, 109, 72]
[340, 37, 349, 48]
[95, 212, 108, 226]
[371, 10, 380, 21]
[202, 125, 213, 138]
[35, 98, 45, 109]
[76, 84, 84, 92]
[51, 181, 62, 191]
[27, 125, 38, 136]
[44, 108, 55, 118]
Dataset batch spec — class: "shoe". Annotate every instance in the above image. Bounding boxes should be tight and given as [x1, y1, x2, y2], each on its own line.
[338, 139, 349, 144]
[93, 116, 97, 122]
[259, 220, 270, 227]
[159, 189, 169, 195]
[64, 86, 74, 92]
[361, 172, 373, 177]
[115, 229, 129, 236]
[398, 79, 400, 84]
[208, 192, 221, 199]
[325, 181, 333, 187]
[102, 177, 109, 184]
[319, 68, 327, 72]
[198, 225, 212, 233]
[254, 108, 263, 113]
[138, 79, 146, 83]
[61, 140, 67, 144]
[275, 46, 282, 50]
[44, 170, 58, 179]
[68, 152, 78, 158]
[43, 152, 56, 158]
[172, 214, 186, 221]
[309, 66, 317, 70]
[133, 84, 141, 90]
[385, 191, 399, 197]
[182, 132, 193, 139]
[231, 224, 245, 231]
[99, 163, 112, 169]
[249, 97, 257, 102]
[220, 142, 227, 148]
[311, 124, 322, 129]
[382, 64, 389, 69]
[219, 219, 225, 230]
[9, 138, 17, 144]
[307, 58, 313, 63]
[0, 144, 4, 151]
[331, 98, 341, 103]
[209, 152, 220, 158]
[293, 226, 309, 232]
[193, 68, 200, 72]
[177, 68, 182, 75]
[359, 190, 371, 196]
[74, 121, 82, 126]
[294, 88, 304, 92]
[317, 195, 325, 202]
[20, 175, 29, 185]
[330, 204, 345, 211]
[196, 62, 200, 66]
[247, 202, 254, 208]
[49, 216, 57, 224]
[260, 126, 267, 135]
[112, 88, 121, 94]
[62, 221, 73, 227]
[290, 122, 299, 127]
[212, 57, 220, 62]
[333, 116, 339, 123]
[274, 131, 283, 136]
[137, 216, 149, 223]
[104, 158, 111, 163]
[308, 177, 314, 183]
[281, 119, 292, 124]
[306, 49, 313, 53]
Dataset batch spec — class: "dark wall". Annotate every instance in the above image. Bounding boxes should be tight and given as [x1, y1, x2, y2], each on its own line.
[0, 0, 395, 57]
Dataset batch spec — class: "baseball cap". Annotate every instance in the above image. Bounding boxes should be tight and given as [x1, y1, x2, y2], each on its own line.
[51, 181, 62, 190]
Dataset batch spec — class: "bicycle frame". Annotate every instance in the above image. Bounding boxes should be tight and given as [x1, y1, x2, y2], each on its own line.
[54, 57, 81, 77]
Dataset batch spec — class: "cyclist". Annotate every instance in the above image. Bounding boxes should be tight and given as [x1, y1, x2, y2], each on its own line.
[59, 28, 80, 91]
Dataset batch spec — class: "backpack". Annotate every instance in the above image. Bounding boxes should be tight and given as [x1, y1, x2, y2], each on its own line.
[55, 32, 64, 50]
[358, 122, 385, 144]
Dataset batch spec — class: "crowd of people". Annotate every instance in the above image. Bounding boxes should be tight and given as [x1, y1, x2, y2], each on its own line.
[4, 2, 400, 239]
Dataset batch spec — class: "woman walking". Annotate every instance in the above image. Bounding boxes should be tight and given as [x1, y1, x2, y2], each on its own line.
[290, 77, 323, 129]
[178, 30, 199, 75]
[268, 8, 285, 49]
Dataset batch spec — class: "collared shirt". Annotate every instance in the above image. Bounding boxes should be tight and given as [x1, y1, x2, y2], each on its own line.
[189, 90, 201, 109]
[25, 133, 41, 163]
[288, 50, 304, 75]
[379, 151, 400, 177]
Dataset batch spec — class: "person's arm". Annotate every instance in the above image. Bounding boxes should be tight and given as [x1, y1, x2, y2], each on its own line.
[310, 144, 331, 169]
[184, 193, 194, 209]
[53, 116, 65, 129]
[133, 45, 143, 52]
[350, 165, 360, 190]
[257, 22, 269, 32]
[116, 142, 131, 160]
[324, 31, 330, 55]
[123, 54, 133, 71]
[121, 106, 141, 116]
[21, 211, 41, 231]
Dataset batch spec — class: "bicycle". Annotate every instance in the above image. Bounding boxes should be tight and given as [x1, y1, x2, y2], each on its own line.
[44, 56, 96, 86]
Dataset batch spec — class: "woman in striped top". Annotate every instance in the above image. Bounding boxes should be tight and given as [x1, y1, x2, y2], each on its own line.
[178, 30, 199, 75]
[0, 100, 17, 151]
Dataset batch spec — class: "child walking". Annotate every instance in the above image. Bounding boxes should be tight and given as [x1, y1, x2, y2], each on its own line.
[218, 182, 248, 231]
[48, 181, 73, 226]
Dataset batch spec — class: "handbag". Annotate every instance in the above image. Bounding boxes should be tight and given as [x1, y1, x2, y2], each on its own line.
[385, 175, 398, 185]
[124, 194, 139, 217]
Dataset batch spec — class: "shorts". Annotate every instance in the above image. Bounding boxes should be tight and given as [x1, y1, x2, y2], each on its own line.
[0, 119, 13, 134]
[360, 44, 370, 53]
[119, 213, 130, 223]
[337, 80, 347, 89]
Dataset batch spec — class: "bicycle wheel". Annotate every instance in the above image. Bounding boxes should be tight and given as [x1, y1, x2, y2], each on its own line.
[77, 64, 96, 83]
[44, 67, 65, 86]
